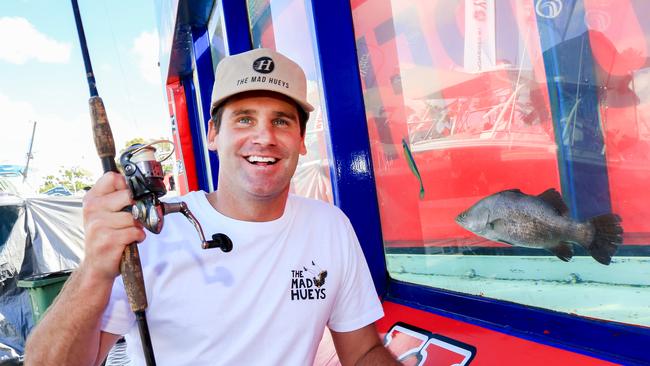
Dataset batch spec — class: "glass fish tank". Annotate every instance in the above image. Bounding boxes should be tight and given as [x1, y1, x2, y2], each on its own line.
[351, 0, 650, 326]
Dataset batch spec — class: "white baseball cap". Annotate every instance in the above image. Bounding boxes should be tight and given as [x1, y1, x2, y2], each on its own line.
[210, 48, 314, 115]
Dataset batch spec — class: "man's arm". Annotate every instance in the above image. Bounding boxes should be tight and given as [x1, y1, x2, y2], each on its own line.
[24, 172, 144, 365]
[331, 323, 400, 366]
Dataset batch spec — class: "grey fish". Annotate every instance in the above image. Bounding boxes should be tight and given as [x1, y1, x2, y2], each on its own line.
[455, 189, 623, 265]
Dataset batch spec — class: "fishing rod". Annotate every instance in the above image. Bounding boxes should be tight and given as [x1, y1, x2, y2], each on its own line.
[69, 4, 233, 364]
[69, 1, 156, 364]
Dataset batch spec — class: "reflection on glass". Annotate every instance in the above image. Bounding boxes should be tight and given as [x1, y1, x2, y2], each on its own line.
[351, 0, 649, 326]
[247, 0, 332, 203]
[208, 2, 227, 70]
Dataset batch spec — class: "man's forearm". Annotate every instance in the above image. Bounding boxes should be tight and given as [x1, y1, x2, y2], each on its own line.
[24, 265, 113, 366]
[356, 343, 401, 366]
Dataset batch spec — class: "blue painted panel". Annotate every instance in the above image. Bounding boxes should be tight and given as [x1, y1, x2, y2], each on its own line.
[387, 280, 650, 365]
[182, 74, 211, 192]
[191, 26, 219, 191]
[221, 0, 252, 55]
[536, 0, 612, 219]
[308, 0, 387, 297]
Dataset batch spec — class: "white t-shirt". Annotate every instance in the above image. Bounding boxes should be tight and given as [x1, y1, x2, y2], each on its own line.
[101, 192, 383, 365]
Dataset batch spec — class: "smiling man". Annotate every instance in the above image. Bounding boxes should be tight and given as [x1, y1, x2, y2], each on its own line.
[206, 89, 308, 221]
[25, 48, 398, 365]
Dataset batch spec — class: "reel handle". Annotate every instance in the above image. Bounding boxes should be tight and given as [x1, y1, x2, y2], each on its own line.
[162, 202, 233, 252]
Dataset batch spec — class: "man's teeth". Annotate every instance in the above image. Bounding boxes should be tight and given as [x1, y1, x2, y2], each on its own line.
[246, 156, 277, 164]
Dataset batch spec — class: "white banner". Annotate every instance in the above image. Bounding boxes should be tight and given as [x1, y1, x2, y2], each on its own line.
[464, 0, 496, 72]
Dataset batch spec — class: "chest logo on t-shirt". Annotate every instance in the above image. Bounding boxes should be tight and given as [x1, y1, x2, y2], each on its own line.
[290, 260, 328, 301]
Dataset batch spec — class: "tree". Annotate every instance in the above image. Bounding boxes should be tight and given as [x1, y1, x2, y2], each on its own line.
[38, 166, 94, 194]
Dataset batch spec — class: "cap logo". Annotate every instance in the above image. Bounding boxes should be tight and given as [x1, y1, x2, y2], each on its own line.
[252, 57, 274, 74]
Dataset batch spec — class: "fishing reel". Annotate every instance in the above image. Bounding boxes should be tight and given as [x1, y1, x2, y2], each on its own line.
[120, 141, 232, 252]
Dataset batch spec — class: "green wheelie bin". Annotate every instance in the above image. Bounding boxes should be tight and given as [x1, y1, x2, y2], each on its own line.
[17, 269, 73, 324]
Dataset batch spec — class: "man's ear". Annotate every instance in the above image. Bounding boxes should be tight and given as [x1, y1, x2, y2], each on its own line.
[299, 135, 307, 156]
[207, 120, 218, 151]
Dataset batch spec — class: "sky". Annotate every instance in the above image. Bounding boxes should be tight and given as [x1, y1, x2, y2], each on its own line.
[0, 0, 171, 191]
